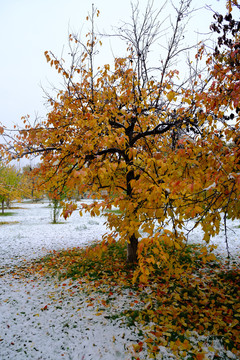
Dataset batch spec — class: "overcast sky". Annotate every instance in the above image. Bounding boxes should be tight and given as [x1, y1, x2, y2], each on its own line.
[0, 0, 227, 133]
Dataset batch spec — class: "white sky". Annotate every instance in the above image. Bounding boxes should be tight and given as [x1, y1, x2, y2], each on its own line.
[0, 0, 227, 131]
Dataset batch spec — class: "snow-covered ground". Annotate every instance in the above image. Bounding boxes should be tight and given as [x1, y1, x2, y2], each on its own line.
[0, 200, 108, 276]
[0, 201, 239, 359]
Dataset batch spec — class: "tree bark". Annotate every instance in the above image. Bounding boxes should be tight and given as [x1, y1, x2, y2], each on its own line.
[6, 198, 10, 209]
[126, 164, 139, 263]
[127, 234, 138, 263]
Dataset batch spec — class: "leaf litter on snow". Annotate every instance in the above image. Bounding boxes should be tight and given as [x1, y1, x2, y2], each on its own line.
[0, 201, 240, 359]
[0, 274, 147, 360]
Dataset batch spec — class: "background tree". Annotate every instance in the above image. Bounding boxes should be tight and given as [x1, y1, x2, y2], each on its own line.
[0, 164, 21, 213]
[21, 164, 45, 201]
[48, 185, 70, 224]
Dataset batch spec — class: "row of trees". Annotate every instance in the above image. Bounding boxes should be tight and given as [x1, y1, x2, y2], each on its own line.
[0, 163, 74, 222]
[1, 0, 240, 265]
[0, 160, 87, 220]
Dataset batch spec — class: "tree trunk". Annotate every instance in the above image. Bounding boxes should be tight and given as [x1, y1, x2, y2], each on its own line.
[1, 200, 4, 214]
[126, 161, 138, 263]
[6, 198, 10, 209]
[127, 234, 138, 263]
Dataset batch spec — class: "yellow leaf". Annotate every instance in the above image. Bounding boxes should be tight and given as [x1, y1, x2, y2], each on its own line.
[139, 274, 148, 283]
[174, 241, 181, 250]
[230, 319, 239, 328]
[167, 91, 177, 102]
[208, 346, 215, 352]
[163, 332, 172, 337]
[152, 247, 159, 255]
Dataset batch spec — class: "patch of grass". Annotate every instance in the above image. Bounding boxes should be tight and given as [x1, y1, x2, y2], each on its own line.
[88, 220, 99, 225]
[0, 221, 19, 225]
[26, 240, 131, 284]
[60, 240, 129, 281]
[103, 209, 122, 215]
[50, 221, 66, 225]
[0, 212, 16, 216]
[8, 206, 25, 210]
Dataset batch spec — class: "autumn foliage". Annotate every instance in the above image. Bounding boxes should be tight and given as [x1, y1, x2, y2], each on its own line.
[2, 1, 239, 267]
[0, 164, 23, 212]
[1, 0, 240, 358]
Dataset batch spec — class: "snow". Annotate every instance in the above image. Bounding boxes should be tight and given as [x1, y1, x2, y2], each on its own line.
[203, 182, 216, 191]
[0, 276, 144, 360]
[0, 201, 239, 359]
[0, 200, 108, 276]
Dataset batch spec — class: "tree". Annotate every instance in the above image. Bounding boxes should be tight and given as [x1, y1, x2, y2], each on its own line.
[0, 164, 21, 213]
[20, 164, 45, 201]
[4, 0, 240, 266]
[48, 185, 69, 224]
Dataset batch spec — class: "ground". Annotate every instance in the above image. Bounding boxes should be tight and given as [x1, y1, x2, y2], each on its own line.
[0, 201, 239, 359]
